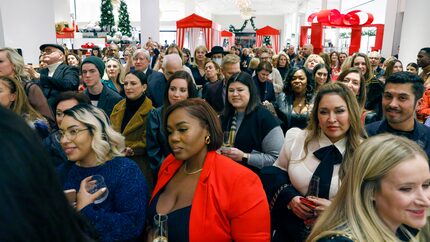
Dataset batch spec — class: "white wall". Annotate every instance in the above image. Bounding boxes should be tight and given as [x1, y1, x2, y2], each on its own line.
[398, 0, 430, 65]
[0, 0, 56, 64]
[213, 15, 284, 33]
[55, 0, 71, 22]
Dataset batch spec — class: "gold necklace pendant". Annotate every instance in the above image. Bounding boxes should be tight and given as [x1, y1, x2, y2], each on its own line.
[183, 164, 203, 175]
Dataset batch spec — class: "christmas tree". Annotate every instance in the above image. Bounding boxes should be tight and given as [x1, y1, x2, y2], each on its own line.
[100, 0, 115, 34]
[118, 0, 132, 37]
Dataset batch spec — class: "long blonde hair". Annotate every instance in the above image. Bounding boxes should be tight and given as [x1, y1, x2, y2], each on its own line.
[307, 134, 427, 242]
[0, 76, 43, 122]
[304, 83, 367, 178]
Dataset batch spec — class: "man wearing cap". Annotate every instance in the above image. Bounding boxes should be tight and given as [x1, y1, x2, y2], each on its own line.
[81, 56, 123, 116]
[35, 44, 79, 108]
[206, 46, 229, 67]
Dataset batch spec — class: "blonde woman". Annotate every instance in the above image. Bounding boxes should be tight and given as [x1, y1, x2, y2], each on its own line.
[307, 134, 430, 242]
[57, 104, 148, 242]
[304, 54, 325, 71]
[103, 58, 125, 96]
[190, 45, 208, 85]
[0, 76, 49, 137]
[0, 47, 54, 124]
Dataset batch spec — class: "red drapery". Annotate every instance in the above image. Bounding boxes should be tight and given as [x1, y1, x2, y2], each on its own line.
[255, 26, 280, 54]
[176, 13, 221, 53]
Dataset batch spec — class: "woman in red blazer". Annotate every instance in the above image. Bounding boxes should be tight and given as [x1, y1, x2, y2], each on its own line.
[147, 98, 270, 242]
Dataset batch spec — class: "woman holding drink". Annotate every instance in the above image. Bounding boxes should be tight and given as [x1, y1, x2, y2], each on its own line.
[269, 83, 366, 242]
[56, 104, 148, 242]
[148, 98, 270, 241]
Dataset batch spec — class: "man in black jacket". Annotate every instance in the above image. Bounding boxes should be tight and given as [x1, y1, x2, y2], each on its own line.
[81, 56, 122, 116]
[366, 72, 430, 158]
[36, 44, 79, 108]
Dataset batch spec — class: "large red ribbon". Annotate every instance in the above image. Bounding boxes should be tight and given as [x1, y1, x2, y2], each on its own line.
[308, 9, 374, 27]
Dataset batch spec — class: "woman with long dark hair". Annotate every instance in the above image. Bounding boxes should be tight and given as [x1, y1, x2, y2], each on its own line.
[274, 67, 315, 132]
[146, 70, 198, 177]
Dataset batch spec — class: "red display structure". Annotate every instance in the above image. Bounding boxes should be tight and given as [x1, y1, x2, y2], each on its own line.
[176, 13, 221, 52]
[221, 30, 235, 49]
[256, 26, 280, 54]
[300, 9, 384, 54]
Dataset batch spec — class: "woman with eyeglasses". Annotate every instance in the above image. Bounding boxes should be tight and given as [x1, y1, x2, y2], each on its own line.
[56, 104, 148, 242]
[43, 91, 90, 169]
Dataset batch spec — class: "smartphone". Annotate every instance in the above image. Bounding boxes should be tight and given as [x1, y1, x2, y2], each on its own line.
[64, 189, 77, 206]
[300, 197, 317, 209]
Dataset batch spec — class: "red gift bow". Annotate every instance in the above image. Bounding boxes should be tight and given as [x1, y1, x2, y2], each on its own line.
[307, 9, 374, 27]
[81, 42, 95, 49]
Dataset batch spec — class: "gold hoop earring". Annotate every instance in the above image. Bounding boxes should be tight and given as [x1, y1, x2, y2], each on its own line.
[205, 135, 211, 144]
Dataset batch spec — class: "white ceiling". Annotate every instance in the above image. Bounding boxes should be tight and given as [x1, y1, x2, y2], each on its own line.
[160, 0, 341, 19]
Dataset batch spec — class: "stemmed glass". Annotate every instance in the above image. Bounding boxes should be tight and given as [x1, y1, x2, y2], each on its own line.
[302, 176, 320, 239]
[153, 214, 168, 242]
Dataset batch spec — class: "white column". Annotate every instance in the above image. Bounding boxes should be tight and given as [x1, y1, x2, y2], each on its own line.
[0, 0, 56, 64]
[140, 0, 160, 43]
[54, 0, 71, 22]
[398, 0, 430, 65]
[381, 0, 399, 57]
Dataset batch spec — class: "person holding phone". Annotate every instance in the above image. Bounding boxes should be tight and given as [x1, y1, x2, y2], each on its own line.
[268, 83, 366, 242]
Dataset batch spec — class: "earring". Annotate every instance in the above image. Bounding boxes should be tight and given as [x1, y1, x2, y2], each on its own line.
[205, 135, 211, 144]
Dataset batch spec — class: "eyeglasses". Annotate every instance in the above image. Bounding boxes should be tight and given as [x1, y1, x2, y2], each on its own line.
[55, 128, 89, 142]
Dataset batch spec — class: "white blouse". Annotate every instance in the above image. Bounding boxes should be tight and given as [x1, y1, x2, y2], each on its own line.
[274, 128, 346, 199]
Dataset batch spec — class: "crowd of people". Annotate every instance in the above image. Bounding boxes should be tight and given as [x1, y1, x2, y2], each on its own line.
[1, 40, 430, 242]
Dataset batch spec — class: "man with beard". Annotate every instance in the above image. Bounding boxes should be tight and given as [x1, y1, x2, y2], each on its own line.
[366, 71, 430, 158]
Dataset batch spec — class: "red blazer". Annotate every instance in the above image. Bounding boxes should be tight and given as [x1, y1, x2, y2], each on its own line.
[151, 151, 270, 242]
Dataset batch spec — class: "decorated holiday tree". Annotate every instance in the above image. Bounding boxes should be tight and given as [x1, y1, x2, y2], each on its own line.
[118, 0, 132, 37]
[100, 0, 115, 34]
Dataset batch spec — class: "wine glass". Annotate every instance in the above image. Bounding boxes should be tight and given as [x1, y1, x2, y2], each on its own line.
[153, 214, 168, 242]
[302, 176, 320, 239]
[306, 175, 320, 198]
[85, 175, 109, 204]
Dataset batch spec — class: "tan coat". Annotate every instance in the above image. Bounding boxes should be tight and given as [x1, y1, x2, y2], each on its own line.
[110, 97, 154, 187]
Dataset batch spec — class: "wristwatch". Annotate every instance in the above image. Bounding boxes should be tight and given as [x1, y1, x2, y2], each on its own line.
[242, 153, 249, 163]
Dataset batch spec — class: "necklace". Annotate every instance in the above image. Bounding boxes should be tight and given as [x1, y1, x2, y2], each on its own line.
[183, 163, 203, 175]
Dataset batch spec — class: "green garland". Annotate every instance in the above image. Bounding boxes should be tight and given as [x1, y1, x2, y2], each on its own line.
[229, 17, 258, 33]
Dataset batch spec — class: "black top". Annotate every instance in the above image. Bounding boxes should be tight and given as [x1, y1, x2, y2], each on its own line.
[189, 65, 206, 86]
[366, 119, 430, 159]
[87, 92, 101, 101]
[121, 94, 146, 132]
[221, 105, 280, 172]
[278, 67, 289, 81]
[253, 75, 276, 103]
[148, 191, 191, 242]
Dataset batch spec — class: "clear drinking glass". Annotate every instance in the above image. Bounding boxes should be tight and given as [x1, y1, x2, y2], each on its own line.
[85, 175, 109, 204]
[221, 131, 233, 152]
[153, 214, 168, 242]
[306, 175, 320, 198]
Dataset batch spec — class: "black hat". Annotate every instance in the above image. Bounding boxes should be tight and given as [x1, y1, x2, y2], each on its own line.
[205, 46, 229, 58]
[39, 44, 65, 54]
[81, 56, 105, 75]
